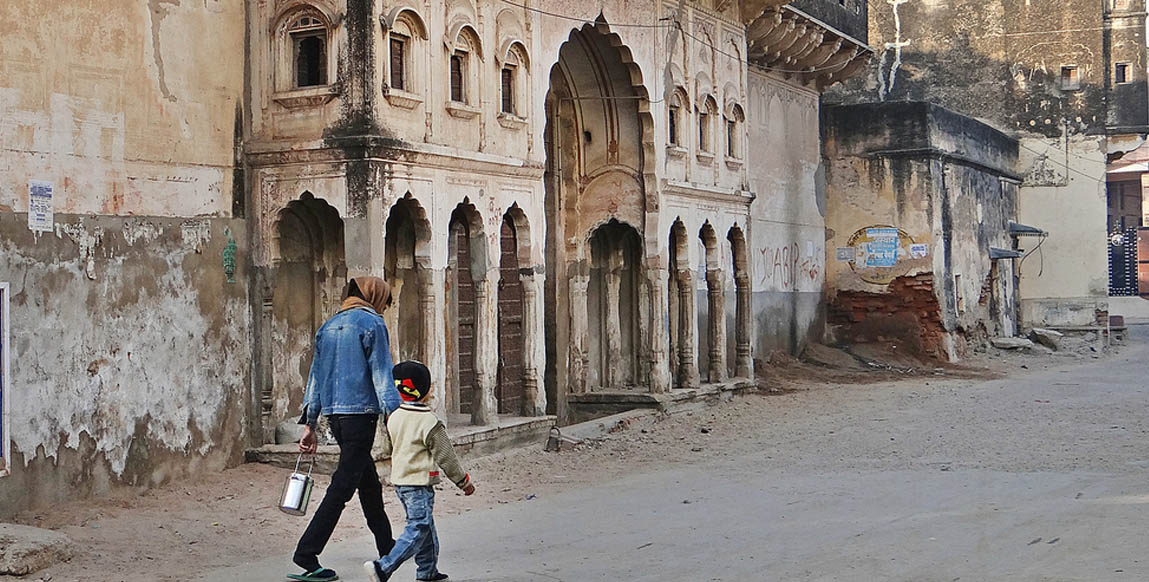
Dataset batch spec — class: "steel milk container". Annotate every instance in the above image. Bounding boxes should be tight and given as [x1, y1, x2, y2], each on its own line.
[279, 453, 315, 516]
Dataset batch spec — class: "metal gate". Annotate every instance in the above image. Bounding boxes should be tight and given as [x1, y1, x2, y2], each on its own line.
[1109, 227, 1139, 296]
[497, 219, 525, 415]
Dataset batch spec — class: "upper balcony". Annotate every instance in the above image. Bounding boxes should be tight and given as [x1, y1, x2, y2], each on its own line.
[740, 0, 871, 89]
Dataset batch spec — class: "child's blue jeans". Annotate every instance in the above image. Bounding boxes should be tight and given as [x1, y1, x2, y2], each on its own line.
[374, 485, 440, 579]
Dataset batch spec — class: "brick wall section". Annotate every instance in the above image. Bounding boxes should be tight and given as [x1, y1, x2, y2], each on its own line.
[828, 274, 949, 359]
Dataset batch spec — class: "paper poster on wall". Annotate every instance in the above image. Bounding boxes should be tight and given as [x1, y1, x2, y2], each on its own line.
[835, 247, 854, 262]
[910, 243, 929, 259]
[28, 180, 54, 233]
[861, 227, 899, 267]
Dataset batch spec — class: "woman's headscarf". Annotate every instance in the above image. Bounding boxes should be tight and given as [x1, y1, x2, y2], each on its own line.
[340, 276, 392, 314]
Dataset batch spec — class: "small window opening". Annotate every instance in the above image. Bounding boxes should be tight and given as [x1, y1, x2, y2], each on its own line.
[501, 65, 516, 114]
[699, 110, 711, 153]
[668, 104, 680, 146]
[726, 119, 738, 158]
[390, 35, 407, 91]
[450, 52, 466, 103]
[1060, 66, 1080, 91]
[1116, 62, 1130, 84]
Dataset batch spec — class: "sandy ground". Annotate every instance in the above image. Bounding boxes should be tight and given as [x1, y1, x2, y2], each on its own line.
[4, 337, 1120, 582]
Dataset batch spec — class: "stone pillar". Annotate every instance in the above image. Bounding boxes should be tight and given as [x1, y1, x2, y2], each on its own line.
[667, 270, 680, 386]
[420, 267, 448, 419]
[568, 273, 590, 394]
[472, 278, 499, 426]
[521, 274, 544, 416]
[707, 269, 728, 382]
[677, 269, 700, 388]
[603, 249, 624, 387]
[735, 274, 753, 379]
[647, 266, 672, 394]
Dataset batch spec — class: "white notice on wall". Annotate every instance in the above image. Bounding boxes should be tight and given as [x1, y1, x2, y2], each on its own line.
[28, 181, 54, 233]
[910, 243, 929, 259]
[835, 247, 854, 262]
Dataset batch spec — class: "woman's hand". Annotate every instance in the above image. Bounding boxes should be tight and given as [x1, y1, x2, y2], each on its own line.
[299, 426, 318, 454]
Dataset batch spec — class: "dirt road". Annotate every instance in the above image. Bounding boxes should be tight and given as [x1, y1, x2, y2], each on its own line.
[9, 337, 1144, 581]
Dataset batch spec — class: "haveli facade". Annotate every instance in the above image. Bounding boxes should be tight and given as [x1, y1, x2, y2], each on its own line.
[0, 0, 867, 514]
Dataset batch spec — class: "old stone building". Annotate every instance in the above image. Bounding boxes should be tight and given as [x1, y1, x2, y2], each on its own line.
[822, 102, 1021, 360]
[824, 0, 1149, 336]
[0, 0, 867, 515]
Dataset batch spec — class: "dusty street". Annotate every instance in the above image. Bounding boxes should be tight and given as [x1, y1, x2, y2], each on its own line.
[9, 334, 1149, 582]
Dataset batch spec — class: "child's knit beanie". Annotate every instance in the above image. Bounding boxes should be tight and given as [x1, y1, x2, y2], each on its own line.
[394, 360, 431, 402]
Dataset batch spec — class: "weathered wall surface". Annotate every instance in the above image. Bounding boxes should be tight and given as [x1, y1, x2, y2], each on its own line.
[0, 0, 246, 217]
[0, 216, 249, 518]
[746, 72, 826, 357]
[0, 0, 247, 514]
[823, 0, 1134, 331]
[823, 103, 1020, 359]
[1018, 135, 1110, 327]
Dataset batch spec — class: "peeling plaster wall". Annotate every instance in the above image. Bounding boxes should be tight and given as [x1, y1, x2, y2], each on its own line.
[746, 72, 826, 357]
[0, 216, 250, 517]
[0, 0, 247, 514]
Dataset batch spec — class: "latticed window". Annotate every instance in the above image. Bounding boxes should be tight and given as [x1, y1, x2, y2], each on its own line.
[669, 104, 679, 145]
[290, 14, 327, 87]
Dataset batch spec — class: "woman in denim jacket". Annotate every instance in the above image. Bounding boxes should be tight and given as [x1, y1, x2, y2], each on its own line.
[290, 276, 403, 582]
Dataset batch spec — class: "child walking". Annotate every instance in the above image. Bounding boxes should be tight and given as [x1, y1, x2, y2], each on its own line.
[365, 361, 476, 582]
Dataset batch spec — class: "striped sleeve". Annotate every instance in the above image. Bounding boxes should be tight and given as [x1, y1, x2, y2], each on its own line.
[426, 423, 470, 489]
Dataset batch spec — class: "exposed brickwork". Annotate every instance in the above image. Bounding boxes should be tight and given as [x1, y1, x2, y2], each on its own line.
[828, 274, 948, 359]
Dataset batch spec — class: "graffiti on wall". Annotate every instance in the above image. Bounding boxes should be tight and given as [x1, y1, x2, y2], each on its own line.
[757, 241, 823, 290]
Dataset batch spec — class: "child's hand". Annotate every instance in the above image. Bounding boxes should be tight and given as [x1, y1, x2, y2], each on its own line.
[463, 483, 476, 496]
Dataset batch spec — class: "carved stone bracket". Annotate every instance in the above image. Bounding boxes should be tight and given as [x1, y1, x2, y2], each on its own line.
[744, 6, 871, 89]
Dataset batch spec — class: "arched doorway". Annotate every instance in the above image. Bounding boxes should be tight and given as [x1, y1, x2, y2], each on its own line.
[384, 195, 431, 364]
[588, 220, 643, 388]
[728, 225, 753, 379]
[268, 193, 345, 441]
[544, 20, 657, 411]
[445, 201, 485, 422]
[700, 222, 726, 383]
[497, 213, 526, 415]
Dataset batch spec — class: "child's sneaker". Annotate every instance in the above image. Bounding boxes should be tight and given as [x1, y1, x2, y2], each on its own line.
[417, 575, 450, 581]
[363, 560, 388, 582]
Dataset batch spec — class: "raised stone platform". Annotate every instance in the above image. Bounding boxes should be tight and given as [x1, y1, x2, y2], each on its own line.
[246, 415, 557, 474]
[567, 379, 757, 424]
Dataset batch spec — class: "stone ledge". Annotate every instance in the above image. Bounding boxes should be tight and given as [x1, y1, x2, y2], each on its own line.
[246, 416, 557, 473]
[0, 523, 75, 576]
[567, 379, 756, 424]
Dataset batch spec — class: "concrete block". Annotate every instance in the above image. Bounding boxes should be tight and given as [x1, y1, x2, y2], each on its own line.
[1028, 328, 1064, 350]
[992, 337, 1035, 350]
[0, 523, 75, 575]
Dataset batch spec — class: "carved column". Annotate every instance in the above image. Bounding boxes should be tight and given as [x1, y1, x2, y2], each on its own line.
[521, 274, 543, 416]
[677, 269, 700, 388]
[472, 278, 499, 426]
[667, 269, 680, 387]
[603, 248, 624, 387]
[707, 268, 728, 382]
[735, 274, 753, 379]
[647, 266, 672, 394]
[568, 273, 590, 394]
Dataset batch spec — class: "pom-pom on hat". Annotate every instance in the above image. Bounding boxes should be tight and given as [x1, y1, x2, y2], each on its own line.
[394, 360, 432, 402]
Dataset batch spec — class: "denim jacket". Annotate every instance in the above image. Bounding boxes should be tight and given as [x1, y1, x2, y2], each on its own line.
[303, 306, 401, 428]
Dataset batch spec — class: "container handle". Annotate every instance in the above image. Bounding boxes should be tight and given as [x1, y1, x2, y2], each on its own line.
[294, 452, 316, 477]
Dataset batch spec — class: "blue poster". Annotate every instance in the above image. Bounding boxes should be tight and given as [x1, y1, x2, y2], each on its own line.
[864, 228, 900, 268]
